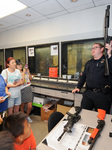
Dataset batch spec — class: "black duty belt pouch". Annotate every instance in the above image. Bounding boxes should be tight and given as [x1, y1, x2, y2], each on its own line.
[102, 85, 112, 94]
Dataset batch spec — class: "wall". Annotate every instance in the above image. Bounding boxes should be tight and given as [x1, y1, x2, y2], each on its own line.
[0, 4, 112, 49]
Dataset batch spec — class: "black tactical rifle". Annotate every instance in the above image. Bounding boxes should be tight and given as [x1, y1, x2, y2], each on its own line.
[104, 5, 110, 76]
[57, 106, 82, 141]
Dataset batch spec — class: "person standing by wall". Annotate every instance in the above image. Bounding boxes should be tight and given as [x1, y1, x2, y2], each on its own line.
[1, 57, 23, 115]
[72, 43, 112, 114]
[16, 59, 33, 123]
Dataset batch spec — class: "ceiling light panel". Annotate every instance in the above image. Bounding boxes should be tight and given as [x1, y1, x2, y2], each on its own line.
[0, 0, 27, 19]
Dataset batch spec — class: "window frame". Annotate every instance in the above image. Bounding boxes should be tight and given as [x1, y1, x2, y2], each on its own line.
[61, 37, 104, 76]
[28, 42, 59, 76]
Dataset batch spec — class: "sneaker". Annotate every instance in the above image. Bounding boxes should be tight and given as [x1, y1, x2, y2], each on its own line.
[27, 116, 33, 123]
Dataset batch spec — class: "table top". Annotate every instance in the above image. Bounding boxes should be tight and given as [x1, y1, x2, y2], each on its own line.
[36, 108, 112, 150]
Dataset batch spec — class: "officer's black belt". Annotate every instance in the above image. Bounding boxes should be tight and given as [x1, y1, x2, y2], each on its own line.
[87, 85, 111, 93]
[87, 88, 102, 93]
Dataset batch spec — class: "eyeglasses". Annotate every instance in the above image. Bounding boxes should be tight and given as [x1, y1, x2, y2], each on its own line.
[92, 47, 100, 50]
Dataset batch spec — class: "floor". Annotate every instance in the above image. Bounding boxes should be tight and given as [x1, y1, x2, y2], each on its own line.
[30, 114, 48, 145]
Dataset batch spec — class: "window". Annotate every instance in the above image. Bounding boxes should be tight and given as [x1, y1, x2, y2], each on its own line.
[5, 47, 26, 67]
[61, 38, 103, 76]
[28, 43, 59, 76]
[0, 49, 4, 73]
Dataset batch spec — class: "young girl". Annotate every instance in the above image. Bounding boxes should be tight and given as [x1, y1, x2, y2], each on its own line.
[16, 59, 33, 123]
[1, 57, 23, 115]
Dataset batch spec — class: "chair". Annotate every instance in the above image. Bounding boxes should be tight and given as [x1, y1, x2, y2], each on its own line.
[48, 111, 64, 132]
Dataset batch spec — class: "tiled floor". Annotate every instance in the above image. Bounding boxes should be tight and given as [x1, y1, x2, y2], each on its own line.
[30, 114, 48, 145]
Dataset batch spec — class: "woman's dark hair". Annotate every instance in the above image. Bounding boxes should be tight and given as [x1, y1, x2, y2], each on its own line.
[16, 59, 22, 65]
[4, 112, 27, 138]
[0, 131, 14, 150]
[5, 57, 15, 68]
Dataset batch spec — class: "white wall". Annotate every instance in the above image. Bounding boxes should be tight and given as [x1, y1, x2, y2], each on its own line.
[0, 4, 112, 49]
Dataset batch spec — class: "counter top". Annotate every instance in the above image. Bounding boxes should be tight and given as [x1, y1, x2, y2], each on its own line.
[31, 78, 85, 93]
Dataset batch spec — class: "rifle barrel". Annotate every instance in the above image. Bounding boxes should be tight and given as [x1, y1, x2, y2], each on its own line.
[57, 131, 66, 141]
[104, 5, 110, 76]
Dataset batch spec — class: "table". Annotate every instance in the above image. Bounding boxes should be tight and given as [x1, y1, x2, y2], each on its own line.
[36, 107, 112, 150]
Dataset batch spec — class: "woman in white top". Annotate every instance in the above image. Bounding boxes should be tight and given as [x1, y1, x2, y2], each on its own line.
[1, 57, 23, 115]
[16, 59, 33, 123]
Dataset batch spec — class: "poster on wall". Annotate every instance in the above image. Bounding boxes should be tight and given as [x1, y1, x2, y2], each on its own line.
[28, 47, 34, 57]
[51, 45, 58, 56]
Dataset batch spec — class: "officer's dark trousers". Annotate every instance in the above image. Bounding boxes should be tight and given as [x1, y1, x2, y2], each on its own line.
[81, 90, 112, 114]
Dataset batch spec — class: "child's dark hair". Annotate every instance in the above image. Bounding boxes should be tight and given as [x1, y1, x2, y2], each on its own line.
[0, 131, 14, 150]
[4, 112, 27, 138]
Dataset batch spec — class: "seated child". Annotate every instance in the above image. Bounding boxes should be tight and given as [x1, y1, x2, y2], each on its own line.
[0, 130, 14, 150]
[4, 112, 36, 150]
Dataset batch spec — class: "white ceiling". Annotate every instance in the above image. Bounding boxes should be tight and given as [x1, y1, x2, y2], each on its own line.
[0, 0, 112, 33]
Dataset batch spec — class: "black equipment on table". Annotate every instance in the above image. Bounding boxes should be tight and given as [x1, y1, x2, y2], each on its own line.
[57, 106, 82, 141]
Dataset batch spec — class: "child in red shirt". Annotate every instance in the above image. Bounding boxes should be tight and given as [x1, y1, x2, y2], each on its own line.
[4, 112, 36, 150]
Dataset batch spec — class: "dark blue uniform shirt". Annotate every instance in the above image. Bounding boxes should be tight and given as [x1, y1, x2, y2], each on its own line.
[77, 55, 112, 89]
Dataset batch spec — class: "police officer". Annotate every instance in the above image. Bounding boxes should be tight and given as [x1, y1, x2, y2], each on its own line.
[72, 43, 112, 114]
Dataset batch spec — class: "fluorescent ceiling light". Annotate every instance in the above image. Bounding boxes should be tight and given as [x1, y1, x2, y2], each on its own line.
[0, 0, 27, 19]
